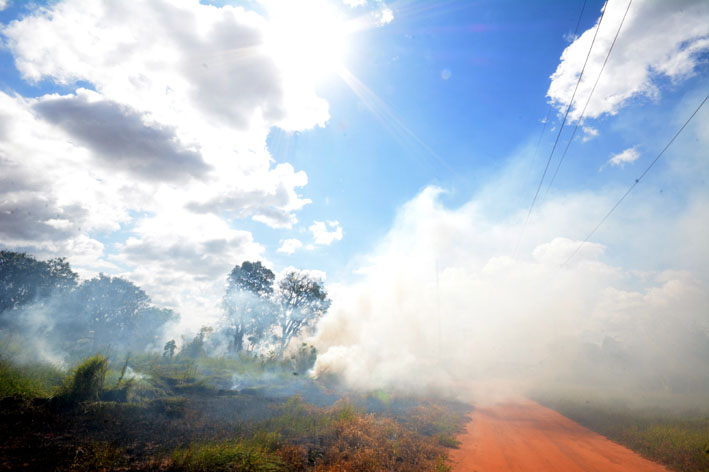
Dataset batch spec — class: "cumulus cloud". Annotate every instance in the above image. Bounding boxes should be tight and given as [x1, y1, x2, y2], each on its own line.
[112, 212, 264, 329]
[186, 163, 310, 229]
[309, 220, 343, 246]
[0, 0, 339, 319]
[548, 0, 709, 122]
[606, 146, 640, 168]
[278, 238, 303, 255]
[0, 0, 8, 11]
[2, 0, 329, 133]
[0, 92, 129, 255]
[34, 91, 210, 182]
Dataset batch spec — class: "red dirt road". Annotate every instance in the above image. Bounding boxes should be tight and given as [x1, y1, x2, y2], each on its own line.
[450, 400, 669, 472]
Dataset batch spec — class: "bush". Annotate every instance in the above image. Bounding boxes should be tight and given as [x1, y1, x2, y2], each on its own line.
[58, 354, 109, 404]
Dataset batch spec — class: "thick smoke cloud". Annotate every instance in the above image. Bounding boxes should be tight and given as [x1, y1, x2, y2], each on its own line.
[313, 151, 709, 402]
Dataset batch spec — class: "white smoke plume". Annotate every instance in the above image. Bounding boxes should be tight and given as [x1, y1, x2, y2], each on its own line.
[312, 137, 709, 402]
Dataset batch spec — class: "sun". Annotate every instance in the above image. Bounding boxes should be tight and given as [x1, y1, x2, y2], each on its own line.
[264, 0, 350, 83]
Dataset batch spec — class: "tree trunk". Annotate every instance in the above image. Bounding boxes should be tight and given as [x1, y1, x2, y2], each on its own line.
[232, 326, 244, 353]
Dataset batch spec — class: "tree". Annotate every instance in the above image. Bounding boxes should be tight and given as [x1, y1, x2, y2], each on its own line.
[180, 326, 213, 358]
[0, 250, 78, 315]
[163, 340, 177, 358]
[223, 261, 276, 353]
[72, 274, 176, 352]
[274, 271, 330, 358]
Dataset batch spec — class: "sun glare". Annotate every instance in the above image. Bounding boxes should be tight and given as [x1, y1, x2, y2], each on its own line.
[265, 0, 350, 82]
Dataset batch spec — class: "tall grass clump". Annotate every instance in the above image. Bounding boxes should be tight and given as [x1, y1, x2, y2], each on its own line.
[58, 354, 109, 403]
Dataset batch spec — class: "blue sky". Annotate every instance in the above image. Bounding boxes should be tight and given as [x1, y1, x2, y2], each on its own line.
[0, 0, 707, 339]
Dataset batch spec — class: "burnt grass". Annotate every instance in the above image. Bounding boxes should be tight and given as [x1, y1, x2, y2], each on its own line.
[0, 370, 471, 471]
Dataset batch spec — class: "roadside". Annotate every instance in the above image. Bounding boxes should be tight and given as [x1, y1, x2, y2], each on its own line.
[450, 399, 669, 471]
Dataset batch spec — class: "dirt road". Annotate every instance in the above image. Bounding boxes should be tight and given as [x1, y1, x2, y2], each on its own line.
[450, 399, 669, 472]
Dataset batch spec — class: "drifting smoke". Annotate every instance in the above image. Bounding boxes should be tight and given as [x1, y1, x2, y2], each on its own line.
[0, 269, 179, 367]
[312, 140, 709, 403]
[3, 300, 69, 367]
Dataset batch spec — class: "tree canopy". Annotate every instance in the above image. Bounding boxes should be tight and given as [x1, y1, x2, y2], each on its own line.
[274, 271, 330, 357]
[222, 262, 330, 357]
[0, 251, 77, 314]
[0, 250, 177, 358]
[223, 261, 276, 353]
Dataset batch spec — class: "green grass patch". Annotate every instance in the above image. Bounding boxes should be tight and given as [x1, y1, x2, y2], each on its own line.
[170, 440, 285, 472]
[0, 358, 64, 397]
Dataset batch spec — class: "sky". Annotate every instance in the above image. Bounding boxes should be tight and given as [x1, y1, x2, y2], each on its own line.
[0, 0, 708, 368]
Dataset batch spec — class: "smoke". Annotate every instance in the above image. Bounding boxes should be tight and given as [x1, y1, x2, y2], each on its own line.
[312, 143, 709, 403]
[2, 300, 69, 367]
[0, 283, 179, 367]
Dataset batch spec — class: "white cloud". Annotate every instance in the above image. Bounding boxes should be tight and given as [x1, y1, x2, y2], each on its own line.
[0, 1, 8, 12]
[548, 0, 709, 122]
[112, 211, 265, 330]
[378, 7, 394, 25]
[582, 126, 598, 142]
[2, 0, 330, 133]
[606, 146, 640, 168]
[342, 0, 367, 6]
[33, 90, 210, 182]
[0, 0, 342, 321]
[309, 220, 343, 246]
[277, 238, 303, 255]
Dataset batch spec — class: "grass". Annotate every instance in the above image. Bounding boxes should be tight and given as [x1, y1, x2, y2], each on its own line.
[0, 358, 64, 397]
[539, 397, 709, 472]
[170, 441, 285, 472]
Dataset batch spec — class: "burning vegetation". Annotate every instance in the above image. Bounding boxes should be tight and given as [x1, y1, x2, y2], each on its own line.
[0, 250, 470, 470]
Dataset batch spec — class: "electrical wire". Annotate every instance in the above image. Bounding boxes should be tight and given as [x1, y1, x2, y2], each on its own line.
[514, 0, 606, 256]
[564, 89, 709, 266]
[547, 0, 633, 192]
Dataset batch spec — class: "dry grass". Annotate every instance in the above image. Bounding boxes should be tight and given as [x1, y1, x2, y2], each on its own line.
[540, 397, 709, 472]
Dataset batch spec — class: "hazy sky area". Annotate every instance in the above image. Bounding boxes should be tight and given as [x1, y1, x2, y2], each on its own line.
[1, 1, 708, 394]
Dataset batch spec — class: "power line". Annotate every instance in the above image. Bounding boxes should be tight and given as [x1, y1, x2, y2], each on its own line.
[564, 89, 709, 266]
[514, 0, 605, 255]
[531, 0, 588, 164]
[547, 0, 633, 192]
